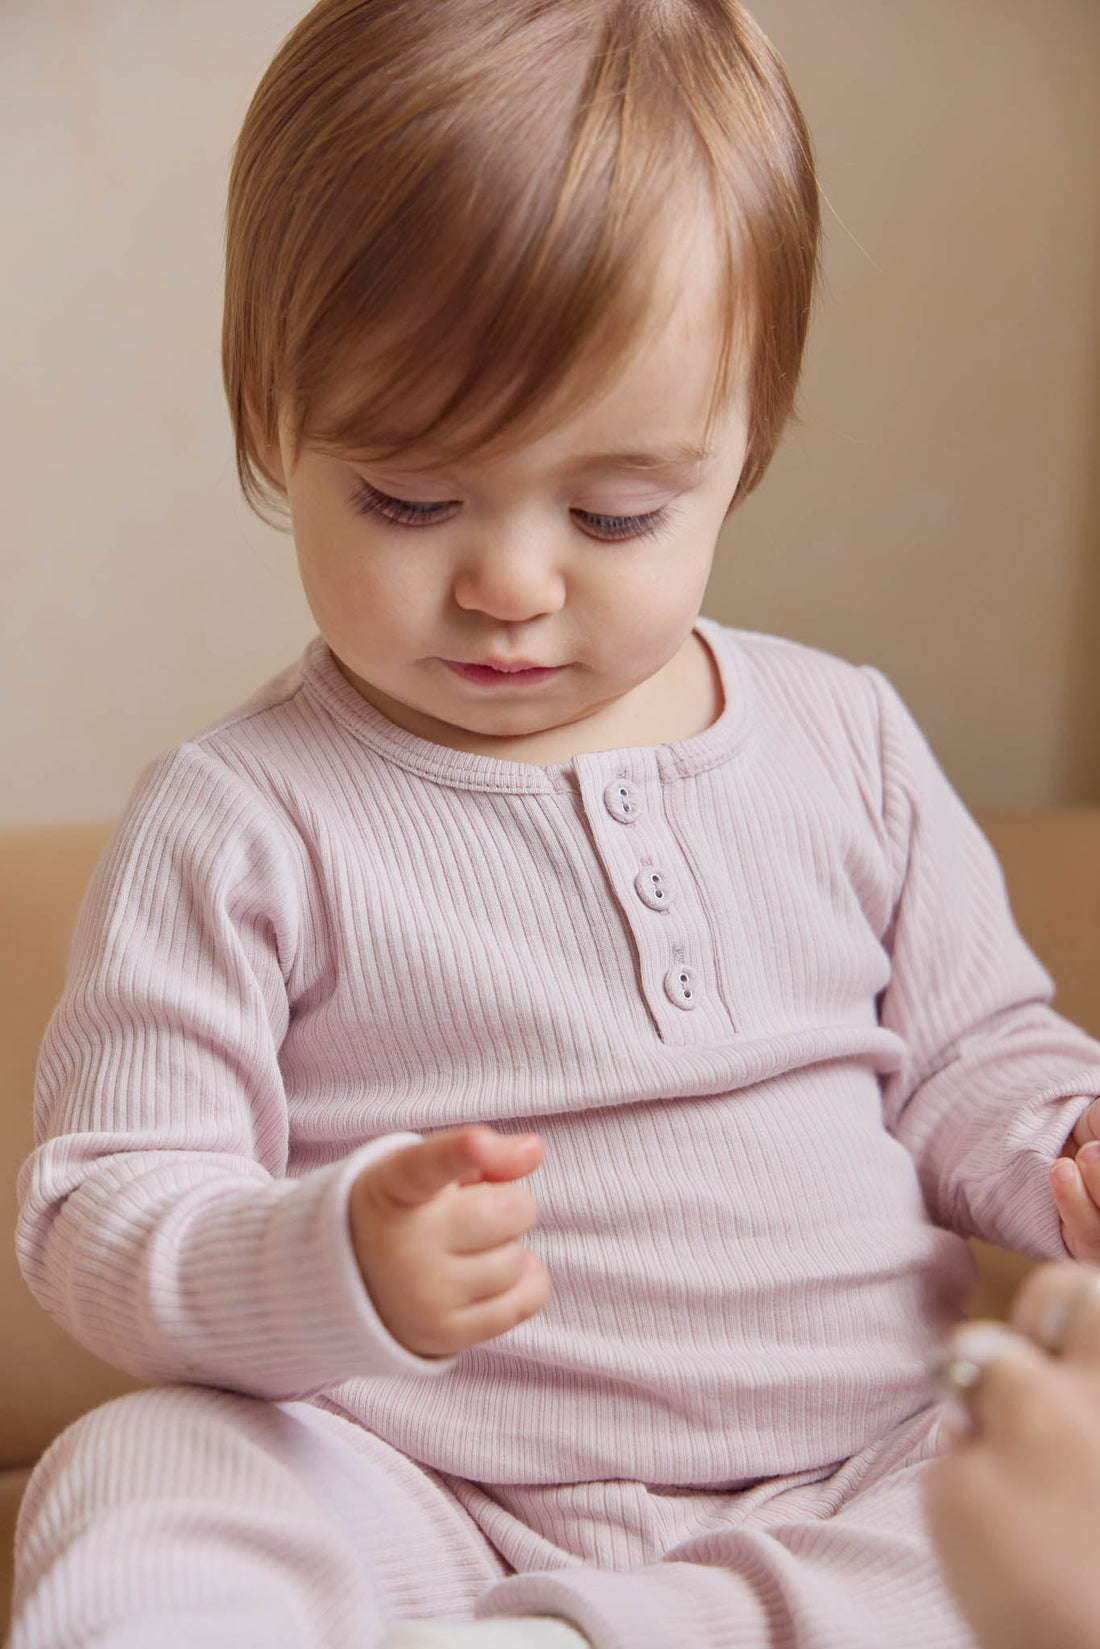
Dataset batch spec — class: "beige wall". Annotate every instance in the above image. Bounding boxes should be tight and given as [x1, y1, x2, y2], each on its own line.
[2, 0, 1097, 826]
[728, 0, 1100, 807]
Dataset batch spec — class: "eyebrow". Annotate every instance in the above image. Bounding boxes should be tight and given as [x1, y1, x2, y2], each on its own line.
[554, 442, 714, 478]
[348, 439, 714, 480]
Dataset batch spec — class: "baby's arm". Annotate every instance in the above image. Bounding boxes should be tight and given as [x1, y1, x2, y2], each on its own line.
[863, 667, 1100, 1258]
[16, 743, 463, 1398]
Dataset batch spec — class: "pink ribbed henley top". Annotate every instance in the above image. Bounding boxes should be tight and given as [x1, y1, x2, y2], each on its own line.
[17, 616, 1100, 1487]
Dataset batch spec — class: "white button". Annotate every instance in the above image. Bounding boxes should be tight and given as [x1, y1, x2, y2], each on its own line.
[603, 778, 642, 823]
[634, 867, 671, 911]
[663, 963, 699, 1010]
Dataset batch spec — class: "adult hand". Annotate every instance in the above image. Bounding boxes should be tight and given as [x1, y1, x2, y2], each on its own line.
[348, 1124, 552, 1357]
[924, 1260, 1100, 1649]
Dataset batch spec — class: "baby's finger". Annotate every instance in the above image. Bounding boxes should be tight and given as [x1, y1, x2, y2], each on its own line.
[1075, 1140, 1100, 1206]
[450, 1180, 540, 1254]
[1011, 1261, 1100, 1362]
[384, 1126, 544, 1207]
[1071, 1096, 1100, 1151]
[450, 1248, 552, 1345]
[453, 1239, 533, 1304]
[377, 1126, 516, 1206]
[1050, 1155, 1100, 1261]
[472, 1130, 545, 1184]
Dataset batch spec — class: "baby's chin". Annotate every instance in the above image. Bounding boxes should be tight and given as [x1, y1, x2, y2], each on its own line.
[399, 696, 616, 763]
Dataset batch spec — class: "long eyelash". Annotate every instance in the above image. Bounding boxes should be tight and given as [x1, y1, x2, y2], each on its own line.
[350, 479, 445, 526]
[578, 507, 670, 543]
[350, 479, 675, 543]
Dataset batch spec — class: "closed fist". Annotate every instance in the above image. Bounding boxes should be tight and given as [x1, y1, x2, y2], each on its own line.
[348, 1124, 552, 1357]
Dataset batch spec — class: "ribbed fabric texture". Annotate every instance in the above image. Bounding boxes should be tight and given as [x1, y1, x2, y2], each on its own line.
[10, 1383, 513, 1647]
[16, 615, 1100, 1498]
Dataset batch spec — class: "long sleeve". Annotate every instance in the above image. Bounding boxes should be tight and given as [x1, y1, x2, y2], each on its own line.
[15, 743, 457, 1397]
[865, 665, 1100, 1255]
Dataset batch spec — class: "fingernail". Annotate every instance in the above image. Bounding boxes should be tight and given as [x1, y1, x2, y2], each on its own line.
[1079, 1142, 1100, 1166]
[1052, 1158, 1077, 1185]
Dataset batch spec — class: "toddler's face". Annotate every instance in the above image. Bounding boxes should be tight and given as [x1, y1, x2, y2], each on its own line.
[265, 215, 751, 759]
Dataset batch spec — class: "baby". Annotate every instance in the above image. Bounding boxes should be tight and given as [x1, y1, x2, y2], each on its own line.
[12, 2, 1100, 1647]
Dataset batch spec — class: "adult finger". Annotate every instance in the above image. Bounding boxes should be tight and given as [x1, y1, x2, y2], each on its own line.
[940, 1318, 1089, 1452]
[1011, 1261, 1100, 1362]
[932, 1321, 1034, 1435]
[377, 1125, 542, 1207]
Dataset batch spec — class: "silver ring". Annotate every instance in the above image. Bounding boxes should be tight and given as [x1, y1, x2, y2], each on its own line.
[929, 1322, 1026, 1427]
[931, 1348, 987, 1402]
[1039, 1270, 1100, 1356]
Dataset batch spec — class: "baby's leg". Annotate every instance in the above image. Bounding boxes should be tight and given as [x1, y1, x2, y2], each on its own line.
[9, 1383, 508, 1649]
[473, 1410, 977, 1649]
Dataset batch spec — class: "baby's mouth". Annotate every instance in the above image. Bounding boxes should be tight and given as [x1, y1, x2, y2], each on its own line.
[442, 660, 565, 686]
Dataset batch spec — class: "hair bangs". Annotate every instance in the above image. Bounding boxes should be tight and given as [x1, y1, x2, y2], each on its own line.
[224, 0, 818, 527]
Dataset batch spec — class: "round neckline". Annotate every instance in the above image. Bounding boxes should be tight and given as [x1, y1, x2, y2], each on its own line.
[300, 614, 753, 793]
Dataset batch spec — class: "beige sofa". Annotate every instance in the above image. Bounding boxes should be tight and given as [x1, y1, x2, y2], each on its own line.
[3, 811, 1100, 1631]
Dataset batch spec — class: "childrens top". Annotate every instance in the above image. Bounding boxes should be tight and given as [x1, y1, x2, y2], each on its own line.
[17, 616, 1100, 1489]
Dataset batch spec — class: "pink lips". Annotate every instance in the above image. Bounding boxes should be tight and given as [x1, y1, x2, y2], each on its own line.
[443, 660, 564, 686]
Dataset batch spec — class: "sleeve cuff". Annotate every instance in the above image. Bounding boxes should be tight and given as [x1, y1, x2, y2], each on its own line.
[317, 1132, 464, 1381]
[181, 1133, 463, 1397]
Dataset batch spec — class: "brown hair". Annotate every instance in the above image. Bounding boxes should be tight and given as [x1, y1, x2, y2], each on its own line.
[223, 0, 820, 529]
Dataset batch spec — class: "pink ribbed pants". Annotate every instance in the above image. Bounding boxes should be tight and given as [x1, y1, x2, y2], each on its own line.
[8, 1386, 977, 1649]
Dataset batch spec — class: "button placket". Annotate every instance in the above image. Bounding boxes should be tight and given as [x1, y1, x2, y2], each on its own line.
[575, 754, 735, 1044]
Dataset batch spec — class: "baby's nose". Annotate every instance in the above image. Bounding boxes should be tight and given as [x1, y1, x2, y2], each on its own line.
[452, 536, 566, 621]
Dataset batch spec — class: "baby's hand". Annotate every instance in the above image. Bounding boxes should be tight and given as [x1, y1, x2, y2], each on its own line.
[347, 1124, 551, 1357]
[1051, 1098, 1100, 1263]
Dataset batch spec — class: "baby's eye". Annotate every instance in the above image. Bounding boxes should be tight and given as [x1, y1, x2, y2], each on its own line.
[348, 479, 672, 543]
[574, 507, 670, 543]
[350, 479, 451, 526]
